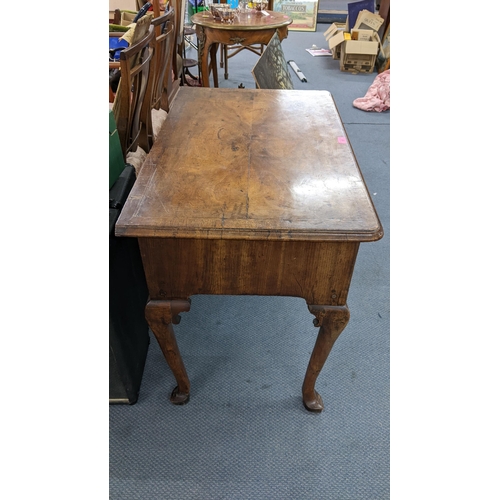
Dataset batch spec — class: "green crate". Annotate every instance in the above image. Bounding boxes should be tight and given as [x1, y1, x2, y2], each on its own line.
[109, 110, 125, 189]
[188, 5, 209, 16]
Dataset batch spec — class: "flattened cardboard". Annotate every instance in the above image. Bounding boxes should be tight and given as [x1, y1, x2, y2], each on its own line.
[353, 9, 384, 32]
[324, 22, 339, 38]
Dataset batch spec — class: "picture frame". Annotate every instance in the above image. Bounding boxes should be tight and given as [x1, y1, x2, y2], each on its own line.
[376, 22, 390, 72]
[273, 0, 318, 32]
[251, 32, 295, 89]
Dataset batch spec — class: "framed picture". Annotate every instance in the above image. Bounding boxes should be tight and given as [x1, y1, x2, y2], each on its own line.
[376, 22, 390, 72]
[251, 32, 295, 89]
[273, 0, 318, 32]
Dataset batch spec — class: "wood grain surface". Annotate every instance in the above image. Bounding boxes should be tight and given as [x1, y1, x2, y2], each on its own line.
[116, 87, 383, 242]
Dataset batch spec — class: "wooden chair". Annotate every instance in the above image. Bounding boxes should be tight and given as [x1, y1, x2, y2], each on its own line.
[181, 25, 201, 86]
[111, 22, 155, 164]
[174, 0, 199, 85]
[109, 31, 126, 103]
[139, 8, 177, 152]
[151, 8, 176, 112]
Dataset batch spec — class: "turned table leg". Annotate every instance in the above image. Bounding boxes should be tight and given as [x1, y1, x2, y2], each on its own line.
[145, 299, 191, 405]
[210, 43, 219, 87]
[302, 305, 350, 412]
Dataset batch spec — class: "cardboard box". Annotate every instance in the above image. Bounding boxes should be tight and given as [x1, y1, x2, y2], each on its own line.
[340, 39, 379, 73]
[324, 23, 345, 60]
[351, 29, 373, 41]
[324, 18, 380, 73]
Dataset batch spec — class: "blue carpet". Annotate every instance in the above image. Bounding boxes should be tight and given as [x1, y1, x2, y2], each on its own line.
[110, 295, 389, 499]
[110, 22, 389, 500]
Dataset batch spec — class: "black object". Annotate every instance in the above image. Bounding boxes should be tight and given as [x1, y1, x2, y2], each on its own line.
[316, 11, 347, 24]
[109, 69, 121, 93]
[133, 2, 152, 23]
[109, 166, 150, 404]
[109, 46, 124, 61]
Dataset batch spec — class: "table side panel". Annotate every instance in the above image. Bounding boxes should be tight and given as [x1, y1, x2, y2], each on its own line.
[139, 237, 360, 306]
[200, 27, 288, 46]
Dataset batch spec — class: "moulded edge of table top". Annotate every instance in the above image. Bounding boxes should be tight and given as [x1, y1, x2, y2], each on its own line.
[115, 222, 383, 242]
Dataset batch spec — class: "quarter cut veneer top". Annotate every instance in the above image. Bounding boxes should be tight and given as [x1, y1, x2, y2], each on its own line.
[116, 88, 383, 242]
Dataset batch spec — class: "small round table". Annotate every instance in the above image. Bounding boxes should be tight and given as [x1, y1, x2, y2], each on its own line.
[191, 10, 292, 87]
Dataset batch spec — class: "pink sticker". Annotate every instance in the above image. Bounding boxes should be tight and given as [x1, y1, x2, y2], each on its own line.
[337, 137, 347, 144]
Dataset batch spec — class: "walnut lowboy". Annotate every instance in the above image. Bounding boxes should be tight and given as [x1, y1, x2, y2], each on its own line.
[116, 87, 383, 412]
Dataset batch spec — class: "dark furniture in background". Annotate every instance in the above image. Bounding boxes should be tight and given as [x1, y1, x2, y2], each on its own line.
[109, 166, 150, 404]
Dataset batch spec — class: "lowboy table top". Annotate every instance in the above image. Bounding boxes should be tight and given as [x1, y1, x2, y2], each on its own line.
[116, 88, 382, 242]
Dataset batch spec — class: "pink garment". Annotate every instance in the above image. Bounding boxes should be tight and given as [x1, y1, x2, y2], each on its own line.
[353, 69, 390, 112]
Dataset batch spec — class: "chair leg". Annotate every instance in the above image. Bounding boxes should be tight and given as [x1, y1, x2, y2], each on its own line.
[184, 64, 200, 86]
[224, 44, 228, 79]
[182, 27, 202, 86]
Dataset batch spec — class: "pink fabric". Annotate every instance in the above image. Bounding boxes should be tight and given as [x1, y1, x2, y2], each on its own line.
[353, 69, 390, 112]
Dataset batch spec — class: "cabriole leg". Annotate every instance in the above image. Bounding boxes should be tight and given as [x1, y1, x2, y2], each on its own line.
[302, 305, 350, 412]
[145, 299, 191, 405]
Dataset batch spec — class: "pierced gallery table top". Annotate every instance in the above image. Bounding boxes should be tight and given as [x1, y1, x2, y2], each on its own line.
[191, 10, 292, 87]
[115, 87, 383, 412]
